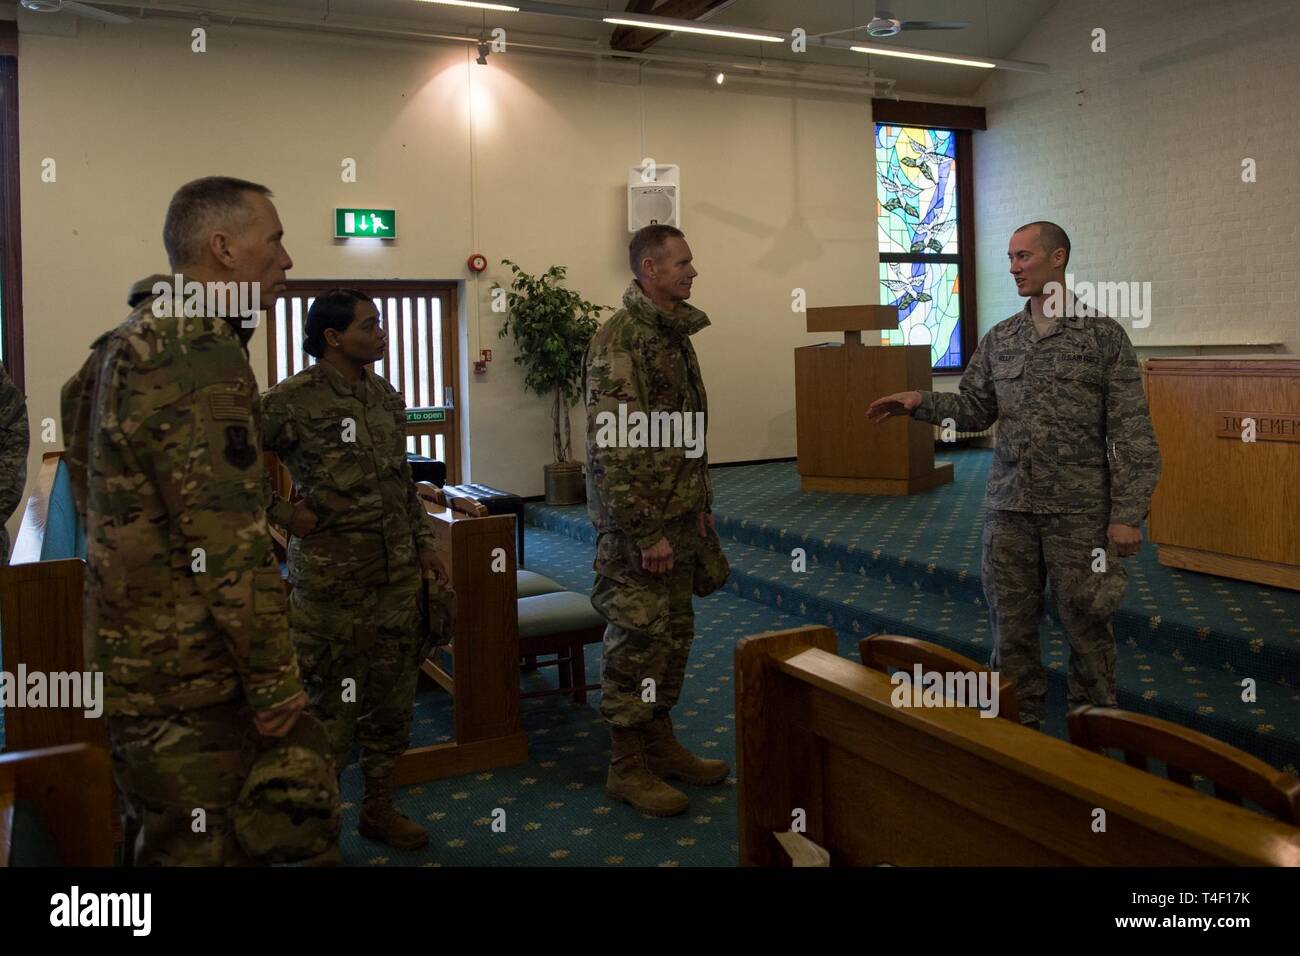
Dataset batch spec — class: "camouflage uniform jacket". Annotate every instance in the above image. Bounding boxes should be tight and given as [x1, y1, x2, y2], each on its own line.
[584, 281, 712, 551]
[61, 288, 303, 718]
[912, 304, 1161, 526]
[0, 363, 29, 564]
[261, 361, 436, 592]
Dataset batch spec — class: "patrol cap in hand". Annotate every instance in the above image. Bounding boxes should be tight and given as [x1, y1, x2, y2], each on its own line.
[1068, 562, 1128, 621]
[234, 711, 341, 864]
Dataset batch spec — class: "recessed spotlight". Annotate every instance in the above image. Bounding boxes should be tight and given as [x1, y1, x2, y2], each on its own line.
[714, 72, 726, 85]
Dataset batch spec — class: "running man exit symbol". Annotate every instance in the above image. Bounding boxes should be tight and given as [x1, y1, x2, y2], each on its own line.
[335, 208, 397, 239]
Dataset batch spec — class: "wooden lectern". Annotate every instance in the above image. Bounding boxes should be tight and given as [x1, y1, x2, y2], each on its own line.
[795, 304, 953, 495]
[1146, 358, 1300, 591]
[392, 502, 530, 785]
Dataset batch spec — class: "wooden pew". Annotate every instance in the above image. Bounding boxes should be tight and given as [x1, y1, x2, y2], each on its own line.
[737, 626, 1300, 866]
[1, 452, 103, 755]
[392, 496, 529, 785]
[0, 744, 114, 866]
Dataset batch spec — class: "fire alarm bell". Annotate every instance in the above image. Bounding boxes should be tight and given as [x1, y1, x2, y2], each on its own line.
[467, 253, 488, 273]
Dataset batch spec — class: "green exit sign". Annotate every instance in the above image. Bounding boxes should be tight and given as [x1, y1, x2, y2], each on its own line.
[335, 208, 396, 239]
[406, 408, 446, 424]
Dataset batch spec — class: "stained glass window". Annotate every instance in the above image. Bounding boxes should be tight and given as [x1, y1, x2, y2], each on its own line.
[875, 124, 964, 370]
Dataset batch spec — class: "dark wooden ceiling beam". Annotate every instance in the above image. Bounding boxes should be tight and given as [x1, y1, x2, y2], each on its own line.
[610, 0, 734, 54]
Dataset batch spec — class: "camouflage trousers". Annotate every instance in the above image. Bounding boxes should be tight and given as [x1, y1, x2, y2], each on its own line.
[289, 567, 422, 784]
[109, 698, 258, 866]
[982, 509, 1123, 725]
[591, 518, 700, 728]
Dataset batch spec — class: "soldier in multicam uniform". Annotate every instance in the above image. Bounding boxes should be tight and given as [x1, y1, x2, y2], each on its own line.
[584, 224, 729, 817]
[61, 177, 309, 865]
[870, 221, 1161, 728]
[0, 362, 28, 565]
[262, 288, 447, 851]
[128, 274, 174, 310]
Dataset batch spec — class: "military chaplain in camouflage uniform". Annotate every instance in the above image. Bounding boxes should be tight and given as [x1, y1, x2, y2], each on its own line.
[870, 221, 1161, 728]
[0, 362, 29, 565]
[583, 224, 729, 817]
[262, 288, 447, 851]
[62, 177, 309, 865]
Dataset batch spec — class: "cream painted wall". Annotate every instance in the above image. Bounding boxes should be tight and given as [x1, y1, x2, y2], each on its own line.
[969, 0, 1300, 355]
[14, 17, 876, 529]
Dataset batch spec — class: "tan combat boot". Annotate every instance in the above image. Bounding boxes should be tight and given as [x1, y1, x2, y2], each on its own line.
[359, 776, 430, 850]
[643, 712, 730, 785]
[606, 725, 690, 817]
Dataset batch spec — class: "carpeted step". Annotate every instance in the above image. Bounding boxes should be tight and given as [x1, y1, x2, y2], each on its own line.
[521, 515, 1300, 773]
[526, 454, 1300, 702]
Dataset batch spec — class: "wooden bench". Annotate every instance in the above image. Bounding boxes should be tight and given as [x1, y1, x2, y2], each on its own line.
[737, 625, 1300, 866]
[1069, 705, 1300, 824]
[1, 453, 104, 755]
[0, 744, 114, 867]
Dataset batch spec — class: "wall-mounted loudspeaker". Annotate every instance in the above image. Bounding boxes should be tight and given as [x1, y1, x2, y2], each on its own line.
[627, 164, 680, 233]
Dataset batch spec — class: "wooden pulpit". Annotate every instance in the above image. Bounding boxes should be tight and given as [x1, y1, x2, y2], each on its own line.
[794, 304, 953, 495]
[1146, 358, 1300, 591]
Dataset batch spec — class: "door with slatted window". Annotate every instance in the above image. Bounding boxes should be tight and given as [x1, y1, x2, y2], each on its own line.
[267, 280, 460, 483]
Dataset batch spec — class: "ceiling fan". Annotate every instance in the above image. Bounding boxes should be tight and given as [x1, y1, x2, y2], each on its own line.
[813, 9, 971, 39]
[19, 0, 133, 24]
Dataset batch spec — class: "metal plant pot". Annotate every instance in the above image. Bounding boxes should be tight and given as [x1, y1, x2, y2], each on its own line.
[544, 461, 585, 505]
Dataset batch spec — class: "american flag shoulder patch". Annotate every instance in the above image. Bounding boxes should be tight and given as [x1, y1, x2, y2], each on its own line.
[209, 390, 251, 422]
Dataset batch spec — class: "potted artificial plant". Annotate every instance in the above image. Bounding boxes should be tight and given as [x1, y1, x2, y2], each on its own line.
[496, 259, 607, 505]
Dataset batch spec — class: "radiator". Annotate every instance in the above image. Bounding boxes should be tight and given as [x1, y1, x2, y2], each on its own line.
[932, 422, 996, 442]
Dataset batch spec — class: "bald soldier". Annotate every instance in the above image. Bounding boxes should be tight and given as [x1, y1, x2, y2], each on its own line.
[62, 177, 307, 865]
[584, 224, 728, 817]
[869, 221, 1161, 728]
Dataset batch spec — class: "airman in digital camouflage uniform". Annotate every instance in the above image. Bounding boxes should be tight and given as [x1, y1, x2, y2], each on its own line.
[262, 288, 447, 851]
[61, 177, 308, 865]
[870, 221, 1161, 728]
[0, 362, 28, 565]
[584, 225, 729, 817]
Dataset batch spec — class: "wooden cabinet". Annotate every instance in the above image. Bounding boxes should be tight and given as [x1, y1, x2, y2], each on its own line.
[1146, 358, 1300, 590]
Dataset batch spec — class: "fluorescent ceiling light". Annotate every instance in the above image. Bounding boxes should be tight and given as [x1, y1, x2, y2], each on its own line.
[850, 45, 994, 68]
[604, 17, 784, 43]
[416, 0, 521, 12]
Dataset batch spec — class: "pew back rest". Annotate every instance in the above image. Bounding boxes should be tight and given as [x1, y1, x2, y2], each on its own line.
[858, 633, 1020, 723]
[737, 626, 1300, 866]
[1068, 705, 1300, 825]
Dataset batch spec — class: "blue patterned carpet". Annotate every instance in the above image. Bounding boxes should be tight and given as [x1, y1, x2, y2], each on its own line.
[331, 523, 812, 867]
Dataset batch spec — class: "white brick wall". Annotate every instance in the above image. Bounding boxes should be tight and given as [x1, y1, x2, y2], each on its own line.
[967, 0, 1300, 354]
